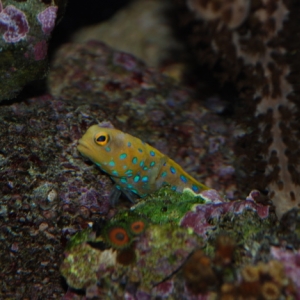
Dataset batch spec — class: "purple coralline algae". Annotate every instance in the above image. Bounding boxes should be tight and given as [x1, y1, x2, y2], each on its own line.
[0, 2, 29, 43]
[33, 40, 48, 61]
[0, 0, 66, 101]
[37, 6, 58, 35]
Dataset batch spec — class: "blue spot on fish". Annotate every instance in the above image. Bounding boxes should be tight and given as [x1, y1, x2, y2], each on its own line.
[120, 178, 127, 183]
[127, 142, 131, 147]
[150, 161, 155, 167]
[138, 148, 143, 153]
[170, 166, 176, 174]
[105, 147, 111, 152]
[140, 161, 144, 167]
[192, 184, 199, 193]
[119, 153, 127, 160]
[112, 170, 118, 176]
[132, 157, 138, 164]
[150, 150, 155, 156]
[180, 175, 187, 183]
[109, 161, 115, 167]
[125, 169, 133, 177]
[161, 171, 167, 178]
[171, 186, 177, 191]
[133, 175, 140, 182]
[143, 166, 148, 171]
[141, 176, 148, 182]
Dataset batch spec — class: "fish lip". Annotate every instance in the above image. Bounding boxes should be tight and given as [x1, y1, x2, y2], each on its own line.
[77, 139, 90, 151]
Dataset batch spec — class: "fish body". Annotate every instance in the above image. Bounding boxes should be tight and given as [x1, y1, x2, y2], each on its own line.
[77, 124, 209, 198]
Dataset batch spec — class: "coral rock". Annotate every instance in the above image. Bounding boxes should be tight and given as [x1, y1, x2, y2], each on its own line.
[0, 0, 67, 101]
[174, 0, 300, 218]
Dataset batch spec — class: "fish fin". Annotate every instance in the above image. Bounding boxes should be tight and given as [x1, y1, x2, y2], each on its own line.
[109, 187, 122, 206]
[120, 189, 138, 204]
[109, 185, 138, 206]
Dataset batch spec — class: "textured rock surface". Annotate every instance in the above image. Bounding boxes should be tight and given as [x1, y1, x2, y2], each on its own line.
[0, 0, 67, 101]
[61, 221, 203, 296]
[72, 0, 182, 68]
[60, 187, 299, 298]
[48, 41, 237, 198]
[0, 96, 113, 298]
[0, 41, 234, 298]
[2, 37, 300, 299]
[173, 0, 300, 218]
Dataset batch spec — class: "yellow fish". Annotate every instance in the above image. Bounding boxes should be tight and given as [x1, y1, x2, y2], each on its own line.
[78, 124, 209, 201]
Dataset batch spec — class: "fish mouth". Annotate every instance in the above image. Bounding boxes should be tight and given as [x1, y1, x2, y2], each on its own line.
[77, 139, 90, 155]
[78, 139, 88, 148]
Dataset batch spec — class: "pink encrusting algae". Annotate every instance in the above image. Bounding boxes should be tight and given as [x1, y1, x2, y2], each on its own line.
[0, 1, 29, 43]
[37, 6, 58, 35]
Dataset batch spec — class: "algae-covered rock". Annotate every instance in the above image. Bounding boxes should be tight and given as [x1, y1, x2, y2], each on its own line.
[130, 186, 208, 225]
[0, 41, 233, 297]
[61, 219, 203, 297]
[60, 188, 284, 298]
[0, 0, 67, 101]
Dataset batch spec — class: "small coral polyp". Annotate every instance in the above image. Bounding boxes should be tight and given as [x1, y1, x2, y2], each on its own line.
[105, 224, 131, 249]
[129, 219, 147, 235]
[103, 218, 147, 249]
[226, 261, 291, 299]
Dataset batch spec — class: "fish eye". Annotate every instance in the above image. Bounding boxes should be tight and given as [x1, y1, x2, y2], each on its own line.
[94, 132, 109, 146]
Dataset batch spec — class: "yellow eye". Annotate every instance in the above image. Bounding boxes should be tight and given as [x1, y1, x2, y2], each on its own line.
[94, 132, 109, 146]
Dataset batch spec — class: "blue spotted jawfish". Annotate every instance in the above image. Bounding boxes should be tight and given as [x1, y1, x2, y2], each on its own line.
[77, 124, 209, 201]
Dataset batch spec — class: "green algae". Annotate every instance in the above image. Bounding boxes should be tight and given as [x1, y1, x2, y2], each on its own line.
[0, 47, 47, 100]
[61, 243, 117, 289]
[131, 186, 206, 225]
[205, 210, 275, 265]
[135, 223, 202, 289]
[65, 227, 94, 251]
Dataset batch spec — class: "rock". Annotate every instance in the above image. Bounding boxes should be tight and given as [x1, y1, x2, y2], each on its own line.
[0, 0, 67, 101]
